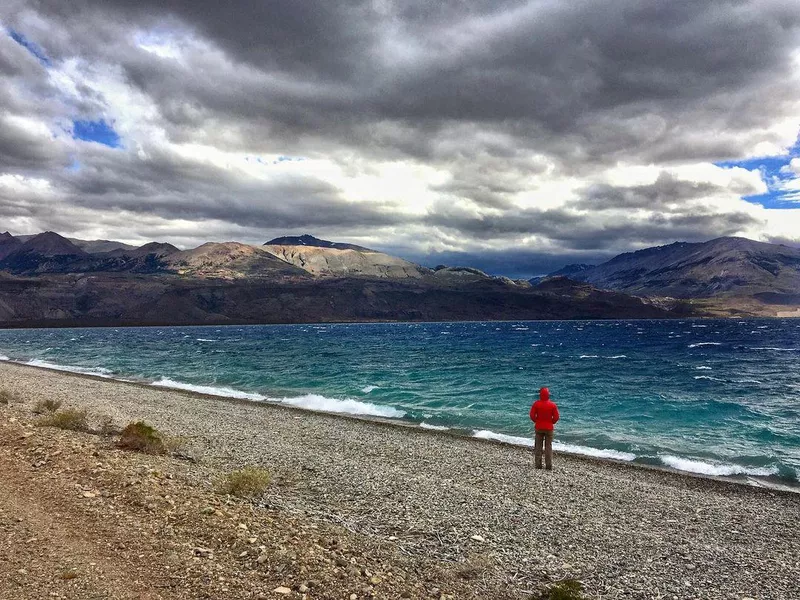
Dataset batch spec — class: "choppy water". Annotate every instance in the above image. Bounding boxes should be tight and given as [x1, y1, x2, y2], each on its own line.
[1, 319, 798, 486]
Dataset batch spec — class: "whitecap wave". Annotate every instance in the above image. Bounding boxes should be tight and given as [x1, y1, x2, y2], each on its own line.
[607, 355, 627, 359]
[196, 338, 217, 342]
[420, 422, 449, 431]
[751, 347, 798, 352]
[659, 455, 779, 477]
[151, 378, 405, 419]
[279, 394, 405, 418]
[471, 430, 636, 461]
[694, 375, 723, 381]
[695, 366, 712, 370]
[579, 355, 599, 359]
[152, 378, 266, 401]
[25, 359, 113, 378]
[688, 342, 722, 348]
[0, 354, 9, 361]
[361, 385, 379, 393]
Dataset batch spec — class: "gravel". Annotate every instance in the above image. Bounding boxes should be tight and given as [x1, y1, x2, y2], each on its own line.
[2, 361, 799, 599]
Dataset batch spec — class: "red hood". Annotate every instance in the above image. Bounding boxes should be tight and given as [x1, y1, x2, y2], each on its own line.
[539, 387, 550, 401]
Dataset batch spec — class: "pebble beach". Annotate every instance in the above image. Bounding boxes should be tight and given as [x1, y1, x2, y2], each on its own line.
[1, 360, 799, 600]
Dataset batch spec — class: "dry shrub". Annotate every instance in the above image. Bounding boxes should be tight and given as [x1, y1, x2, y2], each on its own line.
[37, 408, 90, 431]
[33, 398, 63, 414]
[117, 421, 167, 455]
[218, 466, 271, 498]
[0, 389, 18, 405]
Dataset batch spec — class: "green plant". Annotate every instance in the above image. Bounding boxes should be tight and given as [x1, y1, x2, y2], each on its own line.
[537, 579, 585, 600]
[117, 421, 168, 455]
[33, 398, 63, 414]
[218, 466, 271, 498]
[37, 408, 90, 432]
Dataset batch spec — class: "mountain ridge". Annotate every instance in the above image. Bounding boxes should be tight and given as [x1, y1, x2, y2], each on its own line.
[554, 236, 800, 299]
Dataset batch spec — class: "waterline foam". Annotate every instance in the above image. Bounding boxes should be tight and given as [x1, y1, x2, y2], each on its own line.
[471, 429, 636, 461]
[658, 455, 779, 477]
[151, 378, 405, 419]
[25, 359, 113, 378]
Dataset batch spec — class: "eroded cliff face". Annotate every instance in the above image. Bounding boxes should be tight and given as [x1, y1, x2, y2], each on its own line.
[263, 245, 430, 279]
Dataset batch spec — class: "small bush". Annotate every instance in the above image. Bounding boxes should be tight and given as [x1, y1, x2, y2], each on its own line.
[33, 398, 63, 414]
[117, 421, 167, 455]
[218, 466, 271, 498]
[37, 408, 90, 432]
[537, 579, 585, 600]
[0, 389, 18, 405]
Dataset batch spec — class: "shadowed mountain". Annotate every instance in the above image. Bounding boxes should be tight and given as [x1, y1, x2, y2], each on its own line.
[107, 242, 181, 258]
[70, 238, 138, 253]
[529, 263, 595, 285]
[567, 237, 800, 299]
[0, 232, 87, 274]
[0, 232, 22, 260]
[264, 237, 429, 279]
[265, 234, 372, 252]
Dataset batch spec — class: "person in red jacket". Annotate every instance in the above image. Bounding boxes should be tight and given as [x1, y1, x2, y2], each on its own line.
[530, 387, 560, 470]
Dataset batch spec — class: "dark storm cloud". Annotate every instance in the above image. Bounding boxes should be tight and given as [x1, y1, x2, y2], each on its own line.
[0, 0, 798, 265]
[14, 0, 799, 164]
[574, 173, 722, 211]
[51, 145, 405, 230]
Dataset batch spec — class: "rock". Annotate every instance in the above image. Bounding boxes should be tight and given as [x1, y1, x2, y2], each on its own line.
[470, 534, 485, 542]
[350, 595, 357, 600]
[273, 586, 292, 595]
[82, 491, 96, 498]
[257, 553, 269, 564]
[298, 584, 309, 593]
[193, 547, 213, 557]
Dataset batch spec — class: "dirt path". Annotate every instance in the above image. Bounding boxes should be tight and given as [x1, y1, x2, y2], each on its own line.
[0, 408, 518, 600]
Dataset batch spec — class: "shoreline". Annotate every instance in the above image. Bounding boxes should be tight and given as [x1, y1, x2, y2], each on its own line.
[2, 360, 799, 599]
[3, 358, 798, 495]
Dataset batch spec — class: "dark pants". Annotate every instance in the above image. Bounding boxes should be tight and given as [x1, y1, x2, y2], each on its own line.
[534, 429, 554, 470]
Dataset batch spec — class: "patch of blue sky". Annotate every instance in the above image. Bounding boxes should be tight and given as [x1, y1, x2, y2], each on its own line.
[7, 28, 50, 66]
[72, 120, 122, 148]
[716, 137, 800, 209]
[247, 156, 305, 165]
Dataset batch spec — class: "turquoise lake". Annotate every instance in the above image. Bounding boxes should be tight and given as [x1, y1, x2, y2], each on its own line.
[1, 319, 798, 485]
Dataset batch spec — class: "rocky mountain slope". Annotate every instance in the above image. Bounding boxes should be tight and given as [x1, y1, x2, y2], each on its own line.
[544, 237, 800, 302]
[1, 229, 757, 326]
[264, 235, 429, 279]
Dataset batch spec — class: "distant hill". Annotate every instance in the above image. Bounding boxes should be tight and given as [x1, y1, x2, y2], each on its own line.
[107, 242, 181, 258]
[562, 237, 800, 299]
[264, 237, 428, 279]
[70, 238, 138, 253]
[164, 242, 308, 279]
[265, 234, 372, 252]
[0, 232, 87, 274]
[529, 263, 594, 285]
[4, 230, 800, 325]
[0, 232, 22, 260]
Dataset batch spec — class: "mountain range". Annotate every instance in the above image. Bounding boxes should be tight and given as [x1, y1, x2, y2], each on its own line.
[0, 231, 797, 326]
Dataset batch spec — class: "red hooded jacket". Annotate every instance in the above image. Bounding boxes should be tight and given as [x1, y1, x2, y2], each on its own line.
[530, 387, 559, 431]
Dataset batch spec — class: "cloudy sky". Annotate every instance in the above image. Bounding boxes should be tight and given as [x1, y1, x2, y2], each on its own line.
[1, 0, 800, 276]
